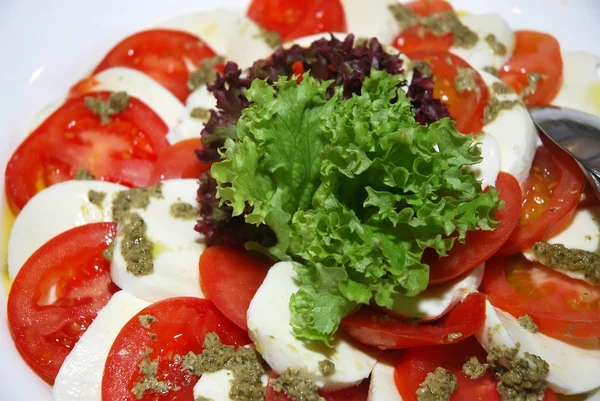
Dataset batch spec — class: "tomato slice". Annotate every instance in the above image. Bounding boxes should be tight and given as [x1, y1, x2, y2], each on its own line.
[199, 245, 271, 331]
[340, 293, 486, 349]
[427, 172, 521, 284]
[482, 255, 600, 339]
[149, 138, 210, 184]
[501, 139, 585, 254]
[102, 297, 250, 401]
[93, 29, 217, 102]
[266, 371, 369, 401]
[500, 31, 562, 107]
[393, 336, 559, 401]
[5, 92, 168, 212]
[392, 1, 454, 54]
[578, 183, 600, 208]
[406, 50, 489, 134]
[7, 223, 118, 384]
[247, 0, 347, 42]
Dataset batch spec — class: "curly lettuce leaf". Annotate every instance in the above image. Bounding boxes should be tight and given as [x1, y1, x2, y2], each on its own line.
[212, 70, 500, 345]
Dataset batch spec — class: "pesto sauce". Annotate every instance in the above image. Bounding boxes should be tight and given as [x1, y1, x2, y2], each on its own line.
[412, 60, 433, 78]
[188, 56, 226, 91]
[454, 68, 480, 94]
[254, 28, 283, 49]
[485, 34, 507, 56]
[532, 242, 600, 285]
[88, 190, 106, 207]
[138, 314, 157, 328]
[388, 4, 419, 29]
[492, 82, 512, 95]
[132, 347, 174, 399]
[446, 332, 463, 342]
[270, 368, 324, 401]
[520, 72, 544, 99]
[120, 212, 154, 277]
[318, 360, 335, 377]
[170, 202, 199, 220]
[190, 107, 211, 120]
[487, 343, 549, 401]
[483, 66, 500, 77]
[112, 185, 163, 222]
[416, 367, 457, 401]
[462, 356, 488, 379]
[183, 332, 266, 401]
[517, 315, 538, 334]
[483, 97, 523, 124]
[84, 91, 130, 125]
[74, 168, 96, 180]
[103, 240, 116, 262]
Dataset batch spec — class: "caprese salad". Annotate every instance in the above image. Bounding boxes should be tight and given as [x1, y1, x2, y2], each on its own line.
[3, 1, 600, 401]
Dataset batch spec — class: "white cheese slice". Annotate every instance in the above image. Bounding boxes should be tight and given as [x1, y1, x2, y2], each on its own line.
[192, 366, 268, 401]
[523, 207, 600, 284]
[167, 85, 216, 144]
[386, 264, 484, 321]
[52, 291, 150, 401]
[451, 13, 515, 70]
[552, 51, 600, 118]
[476, 300, 600, 395]
[469, 132, 501, 190]
[8, 180, 126, 278]
[478, 69, 540, 186]
[158, 9, 273, 69]
[247, 261, 378, 391]
[368, 354, 403, 401]
[110, 179, 205, 302]
[79, 67, 184, 128]
[340, 0, 399, 45]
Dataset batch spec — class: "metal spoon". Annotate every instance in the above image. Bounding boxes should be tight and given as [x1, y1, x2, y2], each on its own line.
[529, 106, 600, 199]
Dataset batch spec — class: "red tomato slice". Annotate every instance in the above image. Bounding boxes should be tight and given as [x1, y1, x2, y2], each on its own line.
[501, 139, 585, 254]
[500, 31, 562, 107]
[92, 29, 217, 102]
[199, 245, 271, 331]
[406, 50, 489, 134]
[266, 370, 369, 401]
[7, 223, 118, 384]
[427, 172, 521, 284]
[482, 255, 600, 339]
[5, 92, 169, 212]
[102, 297, 250, 401]
[393, 336, 559, 401]
[578, 183, 600, 208]
[392, 1, 454, 53]
[150, 138, 210, 184]
[340, 293, 486, 349]
[247, 0, 347, 42]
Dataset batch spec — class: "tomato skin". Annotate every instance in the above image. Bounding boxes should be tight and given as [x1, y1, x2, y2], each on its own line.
[199, 245, 271, 331]
[93, 29, 217, 102]
[102, 297, 250, 401]
[7, 223, 118, 384]
[427, 173, 521, 284]
[340, 293, 486, 349]
[5, 92, 169, 212]
[406, 50, 489, 134]
[404, 0, 454, 16]
[482, 255, 600, 338]
[500, 31, 563, 107]
[149, 138, 210, 184]
[502, 139, 585, 254]
[266, 371, 369, 401]
[247, 0, 347, 42]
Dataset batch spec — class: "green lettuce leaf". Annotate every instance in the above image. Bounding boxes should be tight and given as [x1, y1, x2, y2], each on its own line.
[212, 70, 501, 345]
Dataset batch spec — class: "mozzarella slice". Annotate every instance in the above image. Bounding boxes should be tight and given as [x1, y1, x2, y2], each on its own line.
[110, 179, 205, 302]
[80, 67, 184, 128]
[523, 207, 600, 284]
[386, 264, 484, 321]
[552, 51, 600, 117]
[8, 180, 126, 279]
[469, 133, 501, 189]
[479, 69, 540, 186]
[476, 300, 600, 395]
[451, 13, 515, 70]
[247, 261, 378, 391]
[158, 9, 273, 69]
[341, 0, 399, 45]
[368, 353, 403, 401]
[193, 369, 235, 401]
[167, 85, 216, 144]
[52, 291, 150, 401]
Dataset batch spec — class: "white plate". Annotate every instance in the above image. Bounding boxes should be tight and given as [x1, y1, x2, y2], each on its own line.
[0, 1, 599, 399]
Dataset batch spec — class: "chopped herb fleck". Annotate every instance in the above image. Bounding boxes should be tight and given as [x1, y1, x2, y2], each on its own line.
[454, 67, 480, 94]
[532, 242, 600, 285]
[188, 56, 226, 90]
[132, 348, 172, 399]
[485, 34, 507, 56]
[318, 360, 336, 377]
[119, 348, 130, 356]
[74, 168, 96, 181]
[103, 240, 116, 262]
[447, 332, 463, 342]
[138, 314, 157, 328]
[462, 356, 488, 379]
[416, 367, 457, 401]
[191, 107, 211, 120]
[170, 202, 199, 220]
[271, 368, 324, 401]
[518, 315, 538, 334]
[84, 91, 130, 125]
[88, 190, 107, 207]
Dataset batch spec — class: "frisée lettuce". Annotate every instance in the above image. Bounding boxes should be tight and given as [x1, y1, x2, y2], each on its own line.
[211, 70, 501, 344]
